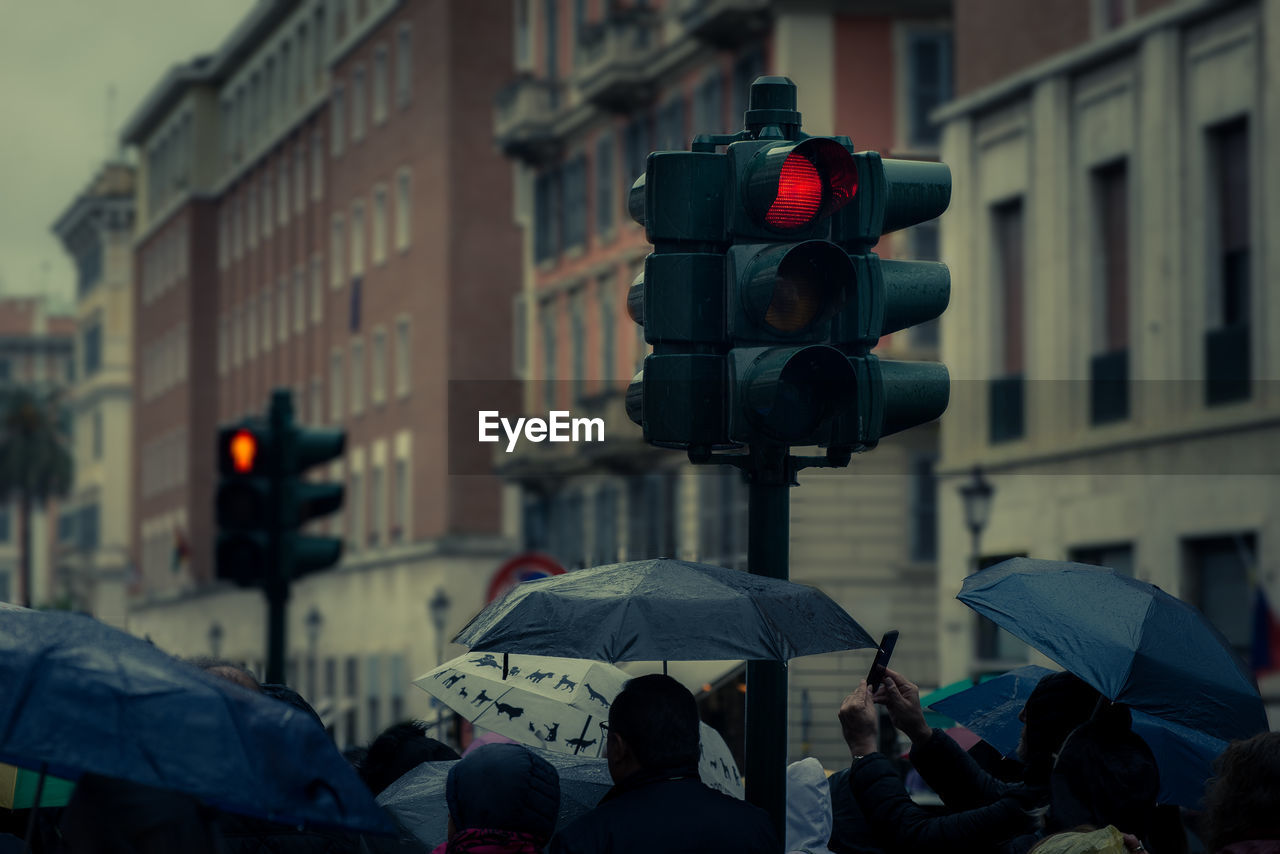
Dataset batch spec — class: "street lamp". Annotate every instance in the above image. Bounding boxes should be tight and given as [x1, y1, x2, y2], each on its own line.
[958, 465, 994, 573]
[427, 588, 451, 741]
[208, 622, 224, 659]
[305, 607, 324, 700]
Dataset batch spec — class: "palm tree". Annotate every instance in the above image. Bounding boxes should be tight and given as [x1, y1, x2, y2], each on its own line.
[0, 387, 72, 607]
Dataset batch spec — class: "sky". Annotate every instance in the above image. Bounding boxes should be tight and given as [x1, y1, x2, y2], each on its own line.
[0, 0, 257, 305]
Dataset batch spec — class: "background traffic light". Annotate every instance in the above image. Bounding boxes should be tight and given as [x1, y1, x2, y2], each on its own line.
[215, 424, 273, 587]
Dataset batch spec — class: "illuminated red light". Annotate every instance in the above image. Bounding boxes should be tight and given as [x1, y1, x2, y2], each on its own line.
[766, 153, 823, 230]
[230, 430, 258, 474]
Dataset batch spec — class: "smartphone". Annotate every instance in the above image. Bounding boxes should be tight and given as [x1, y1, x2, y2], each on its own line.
[866, 630, 899, 693]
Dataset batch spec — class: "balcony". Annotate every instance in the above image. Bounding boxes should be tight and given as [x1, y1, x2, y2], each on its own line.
[494, 76, 564, 164]
[675, 0, 770, 48]
[574, 11, 662, 112]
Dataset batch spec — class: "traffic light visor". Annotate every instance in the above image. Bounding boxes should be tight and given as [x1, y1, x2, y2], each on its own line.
[743, 346, 857, 442]
[744, 138, 857, 233]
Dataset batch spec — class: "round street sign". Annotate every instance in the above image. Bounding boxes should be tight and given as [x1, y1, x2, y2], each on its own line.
[486, 552, 566, 603]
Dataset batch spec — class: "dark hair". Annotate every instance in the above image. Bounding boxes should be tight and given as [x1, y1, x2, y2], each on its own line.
[1048, 705, 1159, 840]
[446, 743, 560, 844]
[1022, 672, 1102, 784]
[360, 720, 461, 795]
[188, 657, 261, 693]
[609, 674, 700, 770]
[259, 682, 325, 730]
[1203, 732, 1280, 851]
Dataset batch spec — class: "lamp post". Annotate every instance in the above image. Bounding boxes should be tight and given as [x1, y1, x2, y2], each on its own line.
[958, 465, 994, 574]
[208, 622, 224, 659]
[305, 607, 323, 700]
[428, 588, 451, 741]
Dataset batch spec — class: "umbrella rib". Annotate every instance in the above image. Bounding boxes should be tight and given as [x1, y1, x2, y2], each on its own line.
[1115, 596, 1157, 703]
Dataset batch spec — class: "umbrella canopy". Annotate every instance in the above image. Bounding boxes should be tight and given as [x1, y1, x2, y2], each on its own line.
[0, 606, 392, 834]
[453, 558, 876, 662]
[957, 557, 1267, 743]
[414, 653, 744, 798]
[377, 749, 612, 850]
[930, 665, 1228, 809]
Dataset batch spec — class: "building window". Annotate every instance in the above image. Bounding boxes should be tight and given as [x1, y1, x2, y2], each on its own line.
[543, 0, 558, 80]
[624, 114, 652, 189]
[394, 317, 410, 398]
[595, 133, 615, 238]
[311, 131, 324, 200]
[549, 490, 585, 569]
[262, 167, 274, 239]
[373, 46, 388, 124]
[905, 30, 952, 149]
[372, 185, 388, 265]
[694, 71, 724, 135]
[92, 408, 104, 461]
[395, 168, 411, 251]
[247, 185, 258, 249]
[1093, 0, 1133, 33]
[990, 199, 1025, 443]
[278, 163, 289, 226]
[1070, 543, 1134, 576]
[294, 269, 306, 334]
[365, 656, 381, 739]
[570, 289, 585, 401]
[907, 223, 940, 348]
[627, 472, 675, 561]
[330, 349, 344, 422]
[563, 156, 587, 250]
[592, 484, 618, 566]
[975, 553, 1031, 663]
[698, 467, 747, 571]
[294, 145, 305, 214]
[218, 315, 229, 376]
[233, 304, 244, 368]
[534, 167, 560, 262]
[331, 214, 345, 287]
[344, 657, 359, 747]
[247, 298, 259, 360]
[311, 255, 325, 324]
[1185, 534, 1254, 665]
[371, 328, 387, 405]
[349, 470, 365, 553]
[351, 65, 366, 142]
[261, 290, 273, 352]
[1091, 159, 1130, 425]
[350, 337, 364, 415]
[351, 200, 366, 277]
[392, 456, 408, 543]
[82, 322, 103, 377]
[370, 463, 384, 547]
[656, 96, 686, 152]
[515, 0, 532, 70]
[396, 24, 412, 107]
[731, 48, 764, 124]
[1206, 118, 1251, 406]
[909, 455, 938, 562]
[277, 279, 289, 343]
[331, 83, 346, 155]
[598, 273, 614, 383]
[541, 300, 557, 411]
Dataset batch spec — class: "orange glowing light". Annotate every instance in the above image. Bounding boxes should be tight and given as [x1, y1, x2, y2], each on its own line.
[230, 430, 258, 474]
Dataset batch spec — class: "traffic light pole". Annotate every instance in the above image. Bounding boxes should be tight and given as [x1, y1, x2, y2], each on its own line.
[743, 444, 791, 845]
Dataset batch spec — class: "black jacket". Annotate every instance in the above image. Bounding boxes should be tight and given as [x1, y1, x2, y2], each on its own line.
[845, 743, 1039, 854]
[549, 764, 778, 854]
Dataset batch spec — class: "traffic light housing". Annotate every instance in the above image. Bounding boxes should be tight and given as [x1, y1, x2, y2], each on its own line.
[625, 76, 952, 456]
[215, 391, 345, 589]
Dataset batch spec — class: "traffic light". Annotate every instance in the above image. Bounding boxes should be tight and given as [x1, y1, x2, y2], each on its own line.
[215, 391, 345, 589]
[625, 76, 951, 455]
[216, 423, 274, 587]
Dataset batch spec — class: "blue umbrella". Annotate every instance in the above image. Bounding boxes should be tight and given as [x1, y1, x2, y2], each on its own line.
[958, 558, 1266, 743]
[929, 665, 1227, 809]
[0, 606, 393, 834]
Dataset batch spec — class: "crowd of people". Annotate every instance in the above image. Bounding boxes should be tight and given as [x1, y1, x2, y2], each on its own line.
[2, 656, 1277, 853]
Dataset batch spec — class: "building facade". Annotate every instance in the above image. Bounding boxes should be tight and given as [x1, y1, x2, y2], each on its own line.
[497, 0, 953, 768]
[119, 0, 524, 748]
[51, 161, 137, 626]
[935, 0, 1280, 723]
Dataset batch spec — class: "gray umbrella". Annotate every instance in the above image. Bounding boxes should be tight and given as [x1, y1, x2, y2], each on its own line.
[453, 558, 876, 661]
[376, 751, 612, 850]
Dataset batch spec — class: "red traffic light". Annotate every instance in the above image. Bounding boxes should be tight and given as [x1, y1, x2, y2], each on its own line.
[229, 429, 259, 474]
[743, 138, 858, 233]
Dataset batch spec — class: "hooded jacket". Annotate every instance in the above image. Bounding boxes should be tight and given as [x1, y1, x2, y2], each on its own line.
[786, 758, 832, 854]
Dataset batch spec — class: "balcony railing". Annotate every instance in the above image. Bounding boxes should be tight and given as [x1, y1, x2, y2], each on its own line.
[675, 0, 770, 48]
[574, 11, 662, 111]
[494, 76, 564, 164]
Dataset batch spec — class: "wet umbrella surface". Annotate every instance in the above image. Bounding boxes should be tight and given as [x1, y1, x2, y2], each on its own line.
[0, 605, 393, 834]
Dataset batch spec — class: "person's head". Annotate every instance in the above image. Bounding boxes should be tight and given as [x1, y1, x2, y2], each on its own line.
[189, 657, 261, 693]
[1018, 671, 1103, 784]
[445, 743, 559, 846]
[606, 674, 700, 783]
[360, 720, 461, 795]
[1203, 731, 1280, 851]
[1048, 705, 1159, 841]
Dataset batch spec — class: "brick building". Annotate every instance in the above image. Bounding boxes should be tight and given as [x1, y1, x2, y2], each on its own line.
[496, 0, 953, 768]
[119, 0, 523, 747]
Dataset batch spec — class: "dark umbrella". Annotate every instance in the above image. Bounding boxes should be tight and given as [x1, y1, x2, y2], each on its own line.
[376, 750, 612, 850]
[453, 558, 876, 661]
[929, 664, 1227, 809]
[0, 605, 393, 834]
[957, 558, 1267, 743]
